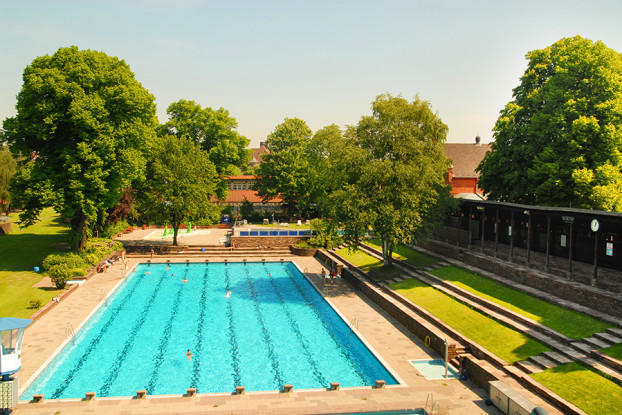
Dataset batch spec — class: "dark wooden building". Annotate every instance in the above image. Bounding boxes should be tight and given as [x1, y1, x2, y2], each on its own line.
[441, 200, 622, 285]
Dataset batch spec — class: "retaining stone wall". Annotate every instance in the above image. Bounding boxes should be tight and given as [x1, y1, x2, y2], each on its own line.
[339, 267, 459, 361]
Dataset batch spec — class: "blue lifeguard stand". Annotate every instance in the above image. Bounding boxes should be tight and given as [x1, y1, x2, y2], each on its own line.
[0, 317, 32, 381]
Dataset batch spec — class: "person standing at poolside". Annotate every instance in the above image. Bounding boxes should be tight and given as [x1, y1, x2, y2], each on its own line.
[150, 248, 154, 259]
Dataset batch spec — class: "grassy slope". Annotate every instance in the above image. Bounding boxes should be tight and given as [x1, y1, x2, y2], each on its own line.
[391, 278, 550, 363]
[531, 362, 622, 415]
[0, 209, 68, 318]
[364, 238, 439, 268]
[334, 245, 549, 363]
[601, 343, 622, 360]
[335, 247, 404, 280]
[429, 266, 613, 340]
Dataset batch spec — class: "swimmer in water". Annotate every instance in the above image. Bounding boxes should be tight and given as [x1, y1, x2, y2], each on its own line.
[225, 290, 232, 298]
[165, 266, 169, 271]
[183, 277, 188, 284]
[186, 349, 193, 361]
[145, 271, 151, 275]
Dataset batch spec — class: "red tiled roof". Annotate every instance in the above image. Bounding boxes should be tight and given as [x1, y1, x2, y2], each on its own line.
[227, 175, 256, 180]
[444, 143, 491, 178]
[212, 190, 282, 204]
[249, 144, 270, 165]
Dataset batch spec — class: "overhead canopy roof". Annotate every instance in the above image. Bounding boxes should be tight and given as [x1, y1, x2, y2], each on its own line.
[0, 317, 33, 331]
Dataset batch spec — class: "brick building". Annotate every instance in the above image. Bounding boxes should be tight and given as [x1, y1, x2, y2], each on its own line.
[444, 136, 491, 199]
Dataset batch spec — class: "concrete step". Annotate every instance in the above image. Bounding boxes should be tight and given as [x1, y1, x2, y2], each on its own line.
[606, 327, 622, 337]
[594, 332, 622, 345]
[583, 337, 612, 349]
[516, 360, 543, 374]
[542, 351, 573, 365]
[570, 342, 594, 354]
[529, 355, 557, 370]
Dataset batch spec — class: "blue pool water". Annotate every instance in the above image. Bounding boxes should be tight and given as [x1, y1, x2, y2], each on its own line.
[22, 262, 397, 399]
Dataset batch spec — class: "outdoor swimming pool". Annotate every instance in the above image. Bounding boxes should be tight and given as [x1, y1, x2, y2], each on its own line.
[22, 261, 398, 399]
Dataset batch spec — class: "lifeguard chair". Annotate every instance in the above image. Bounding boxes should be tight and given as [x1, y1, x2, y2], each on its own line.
[0, 317, 32, 381]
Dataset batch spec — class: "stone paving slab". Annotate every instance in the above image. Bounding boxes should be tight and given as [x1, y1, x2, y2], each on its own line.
[515, 361, 543, 374]
[570, 342, 594, 354]
[542, 351, 573, 365]
[14, 254, 506, 415]
[529, 355, 557, 370]
[582, 337, 610, 349]
[594, 332, 622, 345]
[607, 327, 622, 337]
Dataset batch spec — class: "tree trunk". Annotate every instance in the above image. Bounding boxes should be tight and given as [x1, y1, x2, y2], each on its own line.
[172, 222, 179, 246]
[71, 214, 88, 252]
[381, 237, 393, 266]
[380, 236, 394, 267]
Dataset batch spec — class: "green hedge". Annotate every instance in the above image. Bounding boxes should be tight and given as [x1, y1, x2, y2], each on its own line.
[41, 238, 124, 281]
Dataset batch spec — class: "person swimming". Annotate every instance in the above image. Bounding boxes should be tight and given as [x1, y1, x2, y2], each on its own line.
[183, 277, 188, 284]
[186, 349, 193, 361]
[225, 290, 232, 298]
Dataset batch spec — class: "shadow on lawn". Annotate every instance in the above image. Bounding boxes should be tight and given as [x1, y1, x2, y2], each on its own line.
[0, 232, 70, 272]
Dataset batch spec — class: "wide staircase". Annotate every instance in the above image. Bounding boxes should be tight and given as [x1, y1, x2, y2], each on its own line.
[350, 242, 622, 385]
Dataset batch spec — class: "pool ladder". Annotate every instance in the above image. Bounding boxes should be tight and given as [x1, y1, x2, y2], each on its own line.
[65, 322, 76, 343]
[424, 392, 440, 415]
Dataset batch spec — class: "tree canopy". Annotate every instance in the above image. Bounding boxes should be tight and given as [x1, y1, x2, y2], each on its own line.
[253, 117, 319, 217]
[139, 135, 219, 245]
[327, 94, 454, 265]
[477, 36, 622, 210]
[2, 46, 157, 250]
[158, 99, 250, 196]
[0, 146, 18, 214]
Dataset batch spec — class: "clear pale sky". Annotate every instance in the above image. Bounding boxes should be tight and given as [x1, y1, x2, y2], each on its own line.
[1, 0, 621, 146]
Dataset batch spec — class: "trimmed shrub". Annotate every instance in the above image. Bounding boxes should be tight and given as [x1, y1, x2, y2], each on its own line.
[71, 268, 86, 277]
[29, 299, 42, 309]
[82, 253, 99, 266]
[42, 253, 87, 271]
[49, 264, 71, 289]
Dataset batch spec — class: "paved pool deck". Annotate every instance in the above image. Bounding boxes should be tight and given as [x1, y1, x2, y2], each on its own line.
[14, 254, 533, 414]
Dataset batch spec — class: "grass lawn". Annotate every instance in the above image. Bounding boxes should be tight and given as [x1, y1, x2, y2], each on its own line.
[601, 343, 622, 361]
[391, 278, 551, 363]
[364, 238, 440, 268]
[0, 208, 69, 318]
[334, 247, 404, 281]
[429, 266, 613, 340]
[531, 362, 622, 415]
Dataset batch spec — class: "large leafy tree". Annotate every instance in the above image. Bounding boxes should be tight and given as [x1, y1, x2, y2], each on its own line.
[254, 117, 320, 217]
[158, 99, 250, 196]
[328, 94, 453, 265]
[140, 135, 219, 246]
[477, 36, 622, 210]
[2, 46, 157, 250]
[0, 146, 18, 214]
